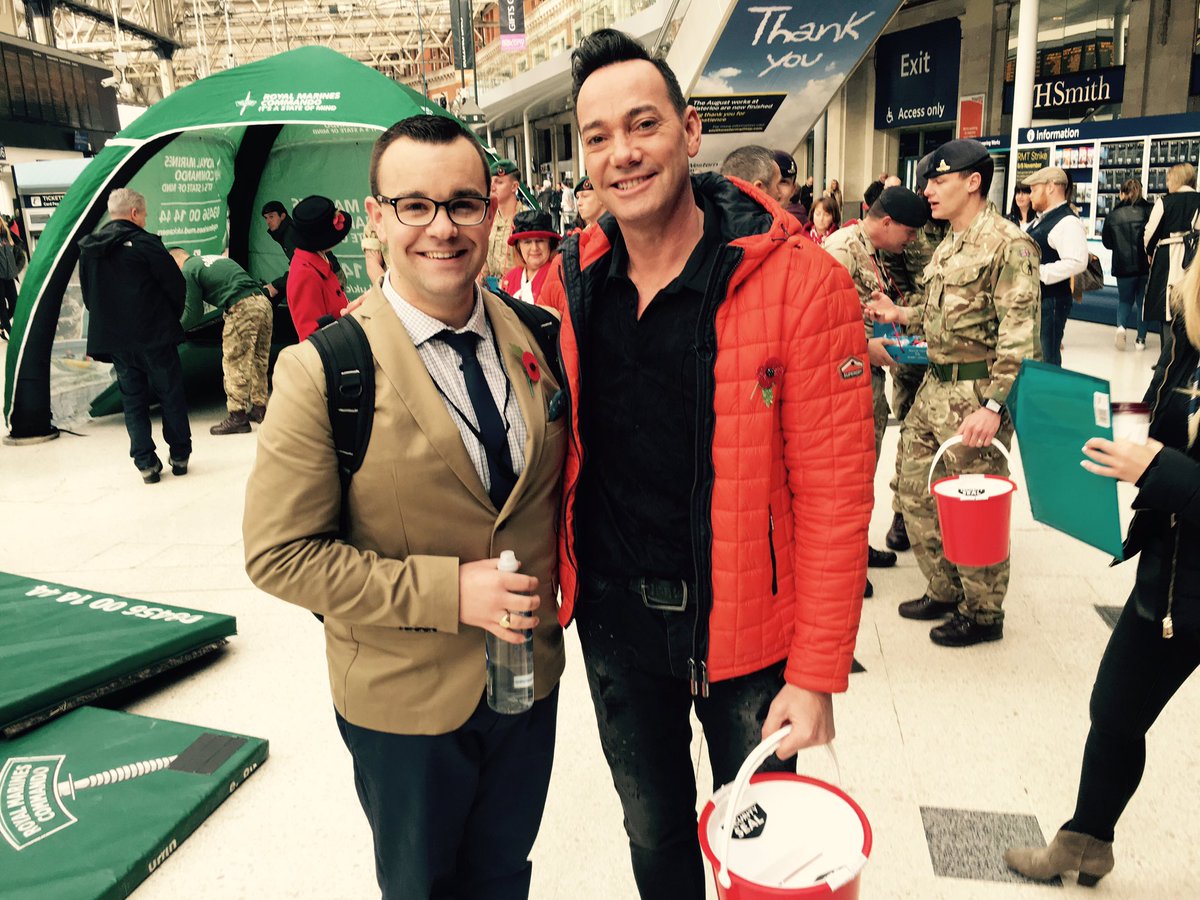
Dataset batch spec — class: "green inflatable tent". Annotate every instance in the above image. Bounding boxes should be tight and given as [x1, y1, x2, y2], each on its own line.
[3, 46, 501, 439]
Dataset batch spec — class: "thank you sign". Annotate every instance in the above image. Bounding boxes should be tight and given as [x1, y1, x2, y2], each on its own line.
[681, 0, 904, 170]
[874, 18, 960, 129]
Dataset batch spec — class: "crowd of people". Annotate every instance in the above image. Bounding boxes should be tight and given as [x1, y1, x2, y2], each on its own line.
[32, 24, 1196, 898]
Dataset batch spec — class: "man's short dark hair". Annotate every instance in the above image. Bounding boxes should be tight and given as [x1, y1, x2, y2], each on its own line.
[720, 146, 777, 186]
[863, 181, 884, 209]
[968, 157, 995, 196]
[570, 29, 686, 117]
[369, 114, 491, 197]
[261, 200, 287, 217]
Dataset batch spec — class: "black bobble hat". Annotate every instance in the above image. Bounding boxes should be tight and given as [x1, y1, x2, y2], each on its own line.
[291, 195, 352, 252]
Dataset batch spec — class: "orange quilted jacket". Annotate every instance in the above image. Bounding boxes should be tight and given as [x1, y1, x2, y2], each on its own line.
[541, 175, 874, 694]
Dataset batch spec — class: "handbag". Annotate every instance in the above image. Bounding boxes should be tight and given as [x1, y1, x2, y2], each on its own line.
[1079, 253, 1105, 293]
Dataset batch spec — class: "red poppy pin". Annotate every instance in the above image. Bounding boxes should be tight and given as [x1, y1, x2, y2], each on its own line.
[332, 211, 346, 230]
[511, 344, 541, 394]
[752, 357, 785, 408]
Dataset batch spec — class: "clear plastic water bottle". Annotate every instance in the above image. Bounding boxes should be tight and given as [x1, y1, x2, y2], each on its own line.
[486, 550, 535, 714]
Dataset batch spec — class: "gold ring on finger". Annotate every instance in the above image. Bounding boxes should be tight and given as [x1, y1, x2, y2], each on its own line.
[499, 612, 512, 629]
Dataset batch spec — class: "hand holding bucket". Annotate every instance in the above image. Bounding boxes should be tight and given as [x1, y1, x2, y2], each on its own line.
[928, 435, 1017, 567]
[699, 727, 872, 898]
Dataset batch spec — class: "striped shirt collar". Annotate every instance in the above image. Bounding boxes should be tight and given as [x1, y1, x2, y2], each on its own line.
[379, 274, 488, 347]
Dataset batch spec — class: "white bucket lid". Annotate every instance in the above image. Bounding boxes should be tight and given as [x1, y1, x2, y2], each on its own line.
[932, 473, 1014, 501]
[705, 777, 867, 889]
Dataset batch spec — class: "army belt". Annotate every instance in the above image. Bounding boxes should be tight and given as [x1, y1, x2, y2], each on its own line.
[928, 360, 991, 382]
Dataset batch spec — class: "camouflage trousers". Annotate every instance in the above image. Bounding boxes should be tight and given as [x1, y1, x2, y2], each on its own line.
[222, 294, 273, 413]
[896, 377, 1014, 624]
[871, 367, 890, 474]
[890, 363, 928, 512]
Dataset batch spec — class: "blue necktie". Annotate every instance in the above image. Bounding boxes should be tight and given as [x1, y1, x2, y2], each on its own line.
[436, 330, 516, 510]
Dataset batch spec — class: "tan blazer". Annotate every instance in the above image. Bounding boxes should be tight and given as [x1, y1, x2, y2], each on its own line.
[244, 286, 566, 735]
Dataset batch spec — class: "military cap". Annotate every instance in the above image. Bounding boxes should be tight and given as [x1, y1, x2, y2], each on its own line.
[772, 149, 798, 181]
[575, 174, 594, 193]
[1022, 166, 1070, 187]
[921, 140, 991, 179]
[490, 157, 519, 176]
[874, 186, 930, 228]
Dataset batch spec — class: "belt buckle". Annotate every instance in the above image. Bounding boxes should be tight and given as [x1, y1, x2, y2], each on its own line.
[637, 578, 689, 612]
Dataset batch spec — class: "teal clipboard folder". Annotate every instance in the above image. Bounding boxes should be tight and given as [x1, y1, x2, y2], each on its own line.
[1008, 360, 1125, 558]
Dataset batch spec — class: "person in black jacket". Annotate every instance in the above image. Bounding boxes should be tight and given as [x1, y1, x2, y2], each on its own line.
[78, 188, 191, 483]
[1144, 164, 1200, 340]
[1103, 179, 1153, 350]
[1005, 256, 1200, 887]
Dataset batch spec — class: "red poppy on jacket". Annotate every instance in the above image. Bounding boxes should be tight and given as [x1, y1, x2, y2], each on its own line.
[757, 357, 784, 389]
[522, 351, 540, 383]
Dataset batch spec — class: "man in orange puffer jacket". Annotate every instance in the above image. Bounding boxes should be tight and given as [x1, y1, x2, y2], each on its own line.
[538, 29, 875, 898]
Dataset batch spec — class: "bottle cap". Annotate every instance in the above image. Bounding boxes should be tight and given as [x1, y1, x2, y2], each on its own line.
[498, 550, 520, 572]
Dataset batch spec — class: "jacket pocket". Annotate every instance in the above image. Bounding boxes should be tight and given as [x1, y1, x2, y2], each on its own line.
[768, 505, 779, 596]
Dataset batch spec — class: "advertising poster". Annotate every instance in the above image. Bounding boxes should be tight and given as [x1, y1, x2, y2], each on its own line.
[1016, 147, 1051, 183]
[498, 0, 526, 53]
[1, 707, 267, 900]
[449, 0, 475, 71]
[873, 18, 961, 130]
[125, 130, 240, 257]
[958, 93, 985, 139]
[685, 0, 904, 170]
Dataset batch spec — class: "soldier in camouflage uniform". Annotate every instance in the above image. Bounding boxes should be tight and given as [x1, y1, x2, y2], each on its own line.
[172, 249, 274, 435]
[825, 186, 931, 591]
[881, 205, 950, 552]
[868, 140, 1041, 647]
[485, 158, 526, 279]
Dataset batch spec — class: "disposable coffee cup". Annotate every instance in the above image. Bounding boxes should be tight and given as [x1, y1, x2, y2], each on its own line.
[1111, 402, 1151, 444]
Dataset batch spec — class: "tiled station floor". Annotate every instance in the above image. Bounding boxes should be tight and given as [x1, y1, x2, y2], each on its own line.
[3, 318, 1198, 899]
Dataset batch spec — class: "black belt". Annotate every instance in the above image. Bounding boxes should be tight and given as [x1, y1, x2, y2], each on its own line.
[928, 360, 991, 382]
[582, 572, 694, 612]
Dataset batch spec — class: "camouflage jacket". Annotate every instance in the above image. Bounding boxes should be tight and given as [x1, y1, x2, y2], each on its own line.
[907, 203, 1040, 403]
[823, 222, 893, 340]
[485, 203, 526, 278]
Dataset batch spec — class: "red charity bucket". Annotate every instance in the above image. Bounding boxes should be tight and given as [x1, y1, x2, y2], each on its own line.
[928, 436, 1017, 567]
[699, 729, 871, 899]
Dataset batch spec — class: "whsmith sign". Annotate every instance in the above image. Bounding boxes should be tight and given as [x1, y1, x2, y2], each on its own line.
[874, 18, 960, 130]
[1002, 66, 1124, 116]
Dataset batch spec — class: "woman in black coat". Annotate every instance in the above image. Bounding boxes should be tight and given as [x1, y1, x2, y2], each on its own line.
[1144, 163, 1200, 335]
[1102, 179, 1153, 349]
[1005, 259, 1200, 887]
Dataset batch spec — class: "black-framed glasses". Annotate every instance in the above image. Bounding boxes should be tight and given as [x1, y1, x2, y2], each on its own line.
[375, 194, 491, 227]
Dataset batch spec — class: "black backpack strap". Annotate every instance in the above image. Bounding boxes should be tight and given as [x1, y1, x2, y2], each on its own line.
[308, 314, 375, 537]
[492, 288, 562, 384]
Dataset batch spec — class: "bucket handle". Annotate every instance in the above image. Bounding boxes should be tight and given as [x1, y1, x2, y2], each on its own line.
[715, 728, 861, 890]
[927, 435, 1011, 493]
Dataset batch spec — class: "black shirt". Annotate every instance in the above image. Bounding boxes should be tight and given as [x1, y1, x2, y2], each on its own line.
[575, 193, 722, 579]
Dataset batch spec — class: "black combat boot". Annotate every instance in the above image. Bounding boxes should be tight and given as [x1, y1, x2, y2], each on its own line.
[885, 512, 910, 551]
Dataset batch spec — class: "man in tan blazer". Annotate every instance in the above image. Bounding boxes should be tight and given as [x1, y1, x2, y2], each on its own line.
[243, 115, 566, 900]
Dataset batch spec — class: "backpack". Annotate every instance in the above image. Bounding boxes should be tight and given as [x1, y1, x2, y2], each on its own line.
[308, 290, 562, 530]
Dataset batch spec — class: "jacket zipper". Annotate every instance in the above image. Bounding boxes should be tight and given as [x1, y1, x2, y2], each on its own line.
[767, 505, 779, 596]
[1163, 517, 1180, 639]
[688, 245, 743, 698]
[1149, 321, 1180, 640]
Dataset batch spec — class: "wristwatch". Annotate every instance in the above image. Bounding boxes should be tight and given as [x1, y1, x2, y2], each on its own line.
[984, 398, 1004, 414]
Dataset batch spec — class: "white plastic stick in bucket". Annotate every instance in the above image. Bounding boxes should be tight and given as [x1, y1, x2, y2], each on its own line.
[713, 727, 867, 893]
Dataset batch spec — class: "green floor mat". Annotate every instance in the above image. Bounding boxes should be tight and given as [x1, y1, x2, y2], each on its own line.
[0, 573, 237, 737]
[1, 706, 267, 899]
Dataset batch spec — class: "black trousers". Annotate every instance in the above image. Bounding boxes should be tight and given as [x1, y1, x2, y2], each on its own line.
[574, 573, 790, 900]
[0, 277, 16, 333]
[1069, 599, 1200, 842]
[109, 345, 192, 470]
[335, 688, 558, 900]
